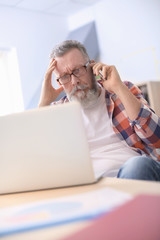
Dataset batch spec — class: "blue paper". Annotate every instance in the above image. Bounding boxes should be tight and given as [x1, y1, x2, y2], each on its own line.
[0, 188, 132, 237]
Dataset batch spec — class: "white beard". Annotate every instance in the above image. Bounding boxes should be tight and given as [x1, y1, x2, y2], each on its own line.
[67, 78, 100, 109]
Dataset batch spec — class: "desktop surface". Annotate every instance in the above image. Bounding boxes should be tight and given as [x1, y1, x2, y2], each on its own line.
[0, 177, 160, 240]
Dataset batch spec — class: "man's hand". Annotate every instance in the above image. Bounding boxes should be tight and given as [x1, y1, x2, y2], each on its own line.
[90, 62, 141, 121]
[38, 59, 64, 107]
[90, 62, 123, 94]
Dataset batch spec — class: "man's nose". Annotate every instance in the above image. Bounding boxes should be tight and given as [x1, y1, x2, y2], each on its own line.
[71, 74, 80, 86]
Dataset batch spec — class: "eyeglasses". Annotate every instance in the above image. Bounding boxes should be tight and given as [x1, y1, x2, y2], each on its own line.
[56, 61, 90, 85]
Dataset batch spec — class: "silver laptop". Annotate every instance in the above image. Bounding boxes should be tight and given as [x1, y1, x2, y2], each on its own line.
[0, 102, 104, 194]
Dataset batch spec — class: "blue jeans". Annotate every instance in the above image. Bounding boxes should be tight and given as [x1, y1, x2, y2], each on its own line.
[117, 156, 160, 181]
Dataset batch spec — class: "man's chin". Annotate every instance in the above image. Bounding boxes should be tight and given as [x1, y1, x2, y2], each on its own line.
[67, 86, 99, 108]
[70, 90, 86, 101]
[69, 95, 85, 103]
[68, 94, 93, 109]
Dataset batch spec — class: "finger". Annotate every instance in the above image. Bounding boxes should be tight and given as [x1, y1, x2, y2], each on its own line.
[92, 63, 104, 75]
[96, 64, 110, 79]
[44, 61, 56, 83]
[89, 59, 95, 65]
[102, 65, 109, 79]
[48, 58, 55, 67]
[50, 57, 56, 62]
[48, 60, 57, 72]
[48, 59, 56, 68]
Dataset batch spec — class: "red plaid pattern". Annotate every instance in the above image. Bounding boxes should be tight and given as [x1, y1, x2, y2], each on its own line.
[52, 81, 160, 161]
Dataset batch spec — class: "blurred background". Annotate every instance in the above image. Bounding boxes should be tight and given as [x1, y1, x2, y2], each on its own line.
[0, 0, 160, 115]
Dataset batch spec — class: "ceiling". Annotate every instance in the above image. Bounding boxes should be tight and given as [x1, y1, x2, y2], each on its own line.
[0, 0, 102, 16]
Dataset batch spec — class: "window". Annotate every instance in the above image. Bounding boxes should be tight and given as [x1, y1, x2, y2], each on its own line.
[0, 48, 24, 116]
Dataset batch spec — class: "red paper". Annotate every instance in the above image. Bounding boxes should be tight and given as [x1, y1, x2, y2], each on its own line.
[63, 194, 160, 240]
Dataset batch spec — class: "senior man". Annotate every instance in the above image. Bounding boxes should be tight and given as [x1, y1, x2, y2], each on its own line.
[39, 40, 160, 181]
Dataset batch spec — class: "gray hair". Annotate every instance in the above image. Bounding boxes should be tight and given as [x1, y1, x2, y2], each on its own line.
[50, 40, 89, 61]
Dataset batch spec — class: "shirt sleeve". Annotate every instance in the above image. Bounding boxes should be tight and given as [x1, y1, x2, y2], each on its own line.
[126, 82, 160, 148]
[50, 96, 68, 105]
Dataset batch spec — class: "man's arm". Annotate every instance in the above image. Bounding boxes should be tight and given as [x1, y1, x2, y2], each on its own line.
[91, 63, 141, 121]
[125, 81, 160, 148]
[38, 59, 63, 107]
[112, 81, 141, 121]
[91, 62, 160, 148]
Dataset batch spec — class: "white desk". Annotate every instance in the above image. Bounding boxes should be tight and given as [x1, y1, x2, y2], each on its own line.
[1, 177, 160, 240]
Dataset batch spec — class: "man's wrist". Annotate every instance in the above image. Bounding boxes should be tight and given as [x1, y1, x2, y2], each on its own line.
[38, 100, 51, 107]
[112, 82, 126, 96]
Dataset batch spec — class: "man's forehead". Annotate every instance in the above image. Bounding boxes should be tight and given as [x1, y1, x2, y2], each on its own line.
[54, 49, 86, 75]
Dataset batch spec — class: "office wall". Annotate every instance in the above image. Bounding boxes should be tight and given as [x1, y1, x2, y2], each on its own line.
[69, 0, 160, 83]
[1, 0, 160, 111]
[0, 6, 68, 109]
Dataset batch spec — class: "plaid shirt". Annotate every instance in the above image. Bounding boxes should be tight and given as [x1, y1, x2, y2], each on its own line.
[53, 81, 160, 161]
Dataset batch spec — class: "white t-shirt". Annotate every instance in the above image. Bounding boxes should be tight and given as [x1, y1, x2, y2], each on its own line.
[81, 86, 140, 177]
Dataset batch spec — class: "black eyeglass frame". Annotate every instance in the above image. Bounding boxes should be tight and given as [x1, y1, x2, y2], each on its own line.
[56, 61, 90, 85]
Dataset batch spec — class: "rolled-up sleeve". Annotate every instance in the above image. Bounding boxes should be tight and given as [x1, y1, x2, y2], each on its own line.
[129, 103, 160, 148]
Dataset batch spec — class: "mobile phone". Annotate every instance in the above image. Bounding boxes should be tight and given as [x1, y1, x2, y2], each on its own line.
[99, 70, 107, 81]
